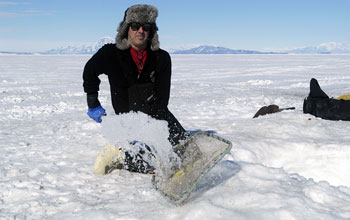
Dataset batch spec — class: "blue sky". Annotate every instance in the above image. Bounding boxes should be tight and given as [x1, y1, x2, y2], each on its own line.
[1, 0, 349, 52]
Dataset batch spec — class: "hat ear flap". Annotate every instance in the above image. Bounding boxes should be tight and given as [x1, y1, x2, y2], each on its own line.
[115, 21, 130, 50]
[150, 32, 159, 51]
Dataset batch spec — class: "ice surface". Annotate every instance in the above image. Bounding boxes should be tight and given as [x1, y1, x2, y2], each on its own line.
[1, 54, 350, 219]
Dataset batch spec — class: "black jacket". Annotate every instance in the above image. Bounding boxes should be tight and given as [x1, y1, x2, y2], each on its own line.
[83, 43, 171, 115]
[83, 44, 186, 145]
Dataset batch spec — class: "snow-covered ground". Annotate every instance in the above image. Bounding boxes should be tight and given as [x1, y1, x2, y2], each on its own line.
[1, 54, 350, 219]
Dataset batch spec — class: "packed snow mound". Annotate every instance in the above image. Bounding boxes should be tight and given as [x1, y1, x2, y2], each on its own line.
[102, 112, 171, 150]
[101, 113, 178, 175]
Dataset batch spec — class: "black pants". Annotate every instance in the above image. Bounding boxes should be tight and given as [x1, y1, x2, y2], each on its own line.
[151, 109, 187, 146]
[122, 110, 187, 174]
[127, 83, 186, 145]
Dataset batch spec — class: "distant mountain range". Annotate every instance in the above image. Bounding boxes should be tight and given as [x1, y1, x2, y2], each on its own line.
[41, 39, 282, 54]
[172, 45, 282, 54]
[171, 42, 350, 54]
[1, 37, 350, 55]
[282, 42, 350, 54]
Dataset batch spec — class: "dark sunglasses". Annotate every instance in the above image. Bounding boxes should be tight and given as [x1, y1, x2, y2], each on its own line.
[130, 22, 153, 32]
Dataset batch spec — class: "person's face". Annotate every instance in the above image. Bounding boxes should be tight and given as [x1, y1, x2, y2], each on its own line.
[128, 22, 151, 50]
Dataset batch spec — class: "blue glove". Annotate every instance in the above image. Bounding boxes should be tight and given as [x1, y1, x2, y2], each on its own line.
[87, 106, 106, 123]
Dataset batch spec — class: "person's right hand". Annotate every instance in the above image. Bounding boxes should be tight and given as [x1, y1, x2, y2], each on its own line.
[87, 106, 106, 123]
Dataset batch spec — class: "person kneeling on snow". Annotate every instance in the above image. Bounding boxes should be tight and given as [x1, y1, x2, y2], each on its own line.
[83, 5, 187, 174]
[303, 78, 350, 121]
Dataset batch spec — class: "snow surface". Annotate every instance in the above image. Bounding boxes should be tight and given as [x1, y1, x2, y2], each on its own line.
[1, 54, 350, 219]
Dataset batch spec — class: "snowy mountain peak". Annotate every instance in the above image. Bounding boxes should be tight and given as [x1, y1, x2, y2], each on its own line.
[319, 42, 339, 50]
[46, 37, 114, 54]
[95, 36, 115, 49]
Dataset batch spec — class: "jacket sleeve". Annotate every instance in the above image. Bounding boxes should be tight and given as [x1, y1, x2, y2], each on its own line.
[154, 50, 172, 110]
[82, 45, 108, 94]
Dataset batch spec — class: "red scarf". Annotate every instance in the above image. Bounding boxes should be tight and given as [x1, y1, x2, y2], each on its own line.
[130, 47, 147, 76]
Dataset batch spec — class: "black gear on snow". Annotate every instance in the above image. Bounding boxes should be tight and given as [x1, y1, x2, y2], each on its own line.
[303, 78, 350, 121]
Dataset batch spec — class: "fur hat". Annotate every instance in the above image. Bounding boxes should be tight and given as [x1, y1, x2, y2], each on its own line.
[116, 4, 159, 51]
